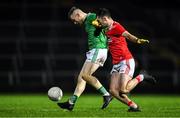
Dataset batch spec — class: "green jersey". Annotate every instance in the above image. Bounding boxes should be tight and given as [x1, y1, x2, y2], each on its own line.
[84, 13, 107, 50]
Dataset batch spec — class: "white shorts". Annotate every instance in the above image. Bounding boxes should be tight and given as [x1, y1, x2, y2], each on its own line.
[110, 58, 135, 78]
[86, 48, 108, 66]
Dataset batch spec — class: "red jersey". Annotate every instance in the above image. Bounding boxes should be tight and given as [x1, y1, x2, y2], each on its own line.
[106, 21, 133, 64]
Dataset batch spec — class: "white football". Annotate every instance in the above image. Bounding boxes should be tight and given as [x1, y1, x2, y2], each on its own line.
[48, 87, 63, 102]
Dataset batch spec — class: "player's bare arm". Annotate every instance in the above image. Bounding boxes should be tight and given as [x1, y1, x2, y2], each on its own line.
[122, 31, 149, 44]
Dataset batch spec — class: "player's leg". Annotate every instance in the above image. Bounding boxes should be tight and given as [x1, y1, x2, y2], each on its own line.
[81, 48, 109, 95]
[119, 73, 144, 94]
[81, 49, 112, 109]
[68, 77, 85, 103]
[126, 70, 156, 90]
[57, 62, 87, 111]
[117, 73, 140, 111]
[109, 59, 140, 111]
[118, 58, 142, 93]
[119, 59, 156, 93]
[118, 74, 139, 109]
[109, 72, 130, 104]
[81, 61, 112, 109]
[109, 72, 139, 111]
[81, 61, 108, 95]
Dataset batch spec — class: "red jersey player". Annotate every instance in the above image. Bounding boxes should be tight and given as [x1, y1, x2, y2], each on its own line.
[96, 8, 156, 112]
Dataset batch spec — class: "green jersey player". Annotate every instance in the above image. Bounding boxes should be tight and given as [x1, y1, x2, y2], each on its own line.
[57, 7, 112, 111]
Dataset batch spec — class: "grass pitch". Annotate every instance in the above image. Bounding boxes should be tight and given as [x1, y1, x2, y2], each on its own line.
[0, 93, 180, 117]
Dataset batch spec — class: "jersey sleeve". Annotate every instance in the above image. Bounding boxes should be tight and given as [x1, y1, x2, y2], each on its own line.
[114, 23, 126, 36]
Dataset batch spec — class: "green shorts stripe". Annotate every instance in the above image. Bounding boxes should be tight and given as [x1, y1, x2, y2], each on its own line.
[92, 49, 99, 63]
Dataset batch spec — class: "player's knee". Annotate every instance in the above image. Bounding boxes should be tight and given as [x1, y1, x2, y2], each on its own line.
[81, 73, 92, 82]
[81, 73, 88, 81]
[109, 88, 119, 97]
[119, 88, 129, 94]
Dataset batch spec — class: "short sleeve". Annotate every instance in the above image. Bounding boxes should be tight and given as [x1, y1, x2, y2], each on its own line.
[114, 22, 126, 36]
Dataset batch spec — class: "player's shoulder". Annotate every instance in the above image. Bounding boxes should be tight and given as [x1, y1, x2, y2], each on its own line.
[87, 13, 96, 18]
[86, 13, 96, 21]
[113, 21, 125, 29]
[113, 21, 122, 26]
[112, 21, 121, 28]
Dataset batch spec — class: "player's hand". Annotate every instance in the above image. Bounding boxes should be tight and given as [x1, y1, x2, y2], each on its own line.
[92, 19, 101, 28]
[136, 38, 149, 44]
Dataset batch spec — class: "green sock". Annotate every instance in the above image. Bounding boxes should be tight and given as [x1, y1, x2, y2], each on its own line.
[69, 95, 78, 104]
[98, 86, 109, 96]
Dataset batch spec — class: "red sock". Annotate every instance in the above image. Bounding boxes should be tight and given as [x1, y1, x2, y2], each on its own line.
[128, 101, 137, 108]
[128, 101, 133, 106]
[136, 75, 143, 83]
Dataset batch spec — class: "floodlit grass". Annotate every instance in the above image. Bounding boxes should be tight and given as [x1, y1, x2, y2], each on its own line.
[0, 93, 180, 117]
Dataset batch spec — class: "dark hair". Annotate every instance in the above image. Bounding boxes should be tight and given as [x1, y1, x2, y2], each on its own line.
[96, 8, 111, 18]
[68, 6, 78, 19]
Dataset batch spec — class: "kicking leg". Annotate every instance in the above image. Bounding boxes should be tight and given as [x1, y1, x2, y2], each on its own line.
[114, 58, 140, 93]
[57, 62, 87, 111]
[120, 72, 155, 93]
[120, 73, 142, 93]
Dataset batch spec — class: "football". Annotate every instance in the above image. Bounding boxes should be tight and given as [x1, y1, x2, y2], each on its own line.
[48, 87, 63, 102]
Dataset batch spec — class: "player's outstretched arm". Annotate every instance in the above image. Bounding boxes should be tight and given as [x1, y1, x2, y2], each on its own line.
[122, 31, 149, 44]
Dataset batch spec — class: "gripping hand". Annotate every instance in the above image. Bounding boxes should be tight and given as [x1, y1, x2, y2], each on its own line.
[92, 19, 102, 37]
[92, 19, 101, 28]
[136, 38, 149, 44]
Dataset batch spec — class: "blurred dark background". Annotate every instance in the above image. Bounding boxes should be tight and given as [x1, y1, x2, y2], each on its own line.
[0, 0, 180, 94]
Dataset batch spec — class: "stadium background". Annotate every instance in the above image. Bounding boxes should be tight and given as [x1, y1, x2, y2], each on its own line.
[0, 0, 180, 94]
